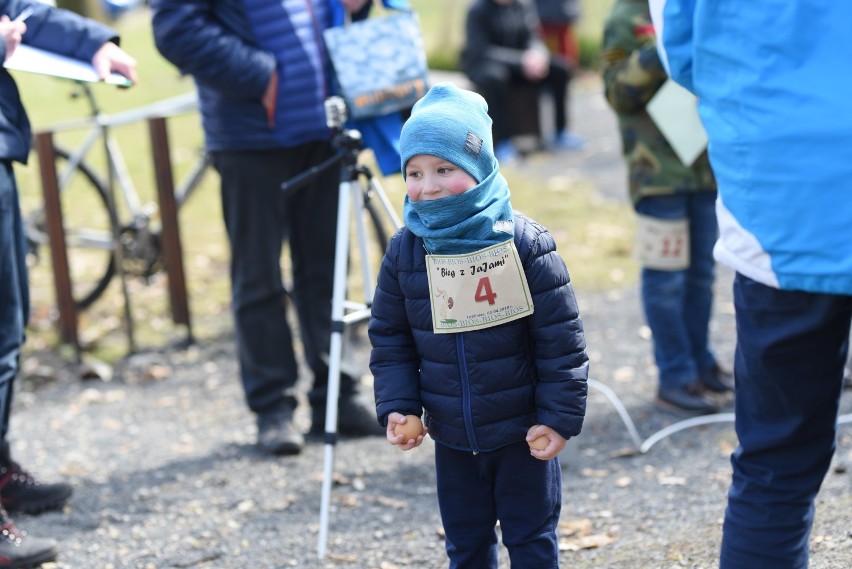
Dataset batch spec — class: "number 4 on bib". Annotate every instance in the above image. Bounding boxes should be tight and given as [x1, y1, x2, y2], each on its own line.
[474, 277, 497, 305]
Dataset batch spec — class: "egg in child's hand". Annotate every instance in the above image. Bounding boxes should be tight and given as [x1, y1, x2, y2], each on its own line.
[529, 435, 549, 451]
[394, 415, 424, 441]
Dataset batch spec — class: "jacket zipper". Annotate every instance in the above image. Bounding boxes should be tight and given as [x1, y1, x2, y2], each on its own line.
[457, 333, 480, 453]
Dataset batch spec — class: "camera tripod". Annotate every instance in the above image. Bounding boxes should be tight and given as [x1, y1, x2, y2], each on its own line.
[280, 99, 401, 559]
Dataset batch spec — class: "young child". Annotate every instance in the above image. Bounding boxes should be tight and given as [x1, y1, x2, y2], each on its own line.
[369, 82, 589, 568]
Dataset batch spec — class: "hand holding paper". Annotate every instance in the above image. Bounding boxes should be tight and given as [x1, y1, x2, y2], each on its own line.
[0, 14, 27, 61]
[92, 41, 137, 85]
[5, 43, 135, 87]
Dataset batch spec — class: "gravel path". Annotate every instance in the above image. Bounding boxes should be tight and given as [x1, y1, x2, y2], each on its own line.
[13, 73, 852, 568]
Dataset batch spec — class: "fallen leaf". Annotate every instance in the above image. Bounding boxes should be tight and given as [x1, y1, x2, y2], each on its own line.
[559, 533, 615, 551]
[558, 518, 592, 537]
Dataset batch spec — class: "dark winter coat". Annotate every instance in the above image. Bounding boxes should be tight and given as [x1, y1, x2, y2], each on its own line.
[369, 213, 588, 453]
[461, 0, 547, 82]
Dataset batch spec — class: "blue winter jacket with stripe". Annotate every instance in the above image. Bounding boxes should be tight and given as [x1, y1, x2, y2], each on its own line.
[650, 0, 852, 294]
[369, 214, 588, 453]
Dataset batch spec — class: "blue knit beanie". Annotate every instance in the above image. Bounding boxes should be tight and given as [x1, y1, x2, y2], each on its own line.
[400, 82, 496, 183]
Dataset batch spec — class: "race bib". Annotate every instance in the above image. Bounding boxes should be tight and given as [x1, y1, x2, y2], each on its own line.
[425, 241, 534, 334]
[634, 214, 690, 270]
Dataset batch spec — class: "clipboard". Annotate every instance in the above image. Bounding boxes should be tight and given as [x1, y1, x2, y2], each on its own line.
[4, 44, 133, 87]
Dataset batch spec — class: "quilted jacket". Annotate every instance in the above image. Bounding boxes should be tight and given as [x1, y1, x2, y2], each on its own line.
[152, 0, 333, 152]
[369, 213, 588, 453]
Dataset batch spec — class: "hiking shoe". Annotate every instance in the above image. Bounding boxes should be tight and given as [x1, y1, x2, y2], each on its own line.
[0, 508, 57, 568]
[699, 364, 735, 393]
[310, 396, 384, 438]
[0, 462, 72, 516]
[256, 409, 304, 456]
[656, 381, 720, 415]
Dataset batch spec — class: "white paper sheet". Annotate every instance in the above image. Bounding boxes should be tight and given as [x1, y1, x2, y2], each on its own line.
[646, 78, 707, 166]
[4, 43, 132, 87]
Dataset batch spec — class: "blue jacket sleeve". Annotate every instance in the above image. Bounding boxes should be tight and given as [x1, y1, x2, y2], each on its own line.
[649, 0, 696, 92]
[519, 217, 588, 438]
[2, 0, 116, 61]
[151, 0, 274, 102]
[369, 232, 423, 427]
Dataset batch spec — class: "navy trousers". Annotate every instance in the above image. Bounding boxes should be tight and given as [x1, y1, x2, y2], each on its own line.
[212, 143, 361, 417]
[720, 274, 851, 568]
[435, 441, 562, 568]
[0, 162, 26, 439]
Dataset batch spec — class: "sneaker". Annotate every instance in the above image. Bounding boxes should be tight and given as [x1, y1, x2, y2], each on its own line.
[698, 364, 735, 393]
[310, 396, 384, 438]
[494, 140, 520, 165]
[656, 381, 720, 415]
[0, 507, 57, 568]
[256, 409, 304, 456]
[551, 130, 585, 151]
[0, 463, 72, 516]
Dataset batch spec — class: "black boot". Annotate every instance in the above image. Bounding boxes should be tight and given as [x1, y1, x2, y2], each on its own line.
[0, 506, 57, 568]
[699, 364, 735, 393]
[0, 442, 72, 515]
[656, 381, 720, 415]
[255, 408, 304, 456]
[310, 395, 384, 438]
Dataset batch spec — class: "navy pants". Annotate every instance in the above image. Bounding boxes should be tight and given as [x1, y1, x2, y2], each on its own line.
[0, 162, 26, 440]
[720, 274, 851, 568]
[435, 441, 562, 569]
[212, 143, 361, 417]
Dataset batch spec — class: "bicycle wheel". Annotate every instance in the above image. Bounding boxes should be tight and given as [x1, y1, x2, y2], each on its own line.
[26, 145, 116, 310]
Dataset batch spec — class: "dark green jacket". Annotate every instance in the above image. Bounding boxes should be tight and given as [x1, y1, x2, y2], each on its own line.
[600, 0, 714, 205]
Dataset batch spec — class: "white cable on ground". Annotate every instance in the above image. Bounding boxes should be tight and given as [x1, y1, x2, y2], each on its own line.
[589, 377, 852, 455]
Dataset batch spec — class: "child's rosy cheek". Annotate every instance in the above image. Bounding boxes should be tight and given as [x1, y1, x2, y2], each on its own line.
[406, 183, 420, 201]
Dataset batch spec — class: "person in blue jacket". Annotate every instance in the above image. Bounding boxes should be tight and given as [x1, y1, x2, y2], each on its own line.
[0, 2, 137, 566]
[369, 83, 588, 569]
[651, 1, 852, 567]
[151, 0, 410, 456]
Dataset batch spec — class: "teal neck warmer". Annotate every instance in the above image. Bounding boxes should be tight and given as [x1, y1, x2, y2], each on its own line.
[403, 167, 514, 255]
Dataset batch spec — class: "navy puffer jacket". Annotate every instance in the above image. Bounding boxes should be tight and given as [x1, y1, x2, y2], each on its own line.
[370, 213, 588, 453]
[152, 0, 331, 152]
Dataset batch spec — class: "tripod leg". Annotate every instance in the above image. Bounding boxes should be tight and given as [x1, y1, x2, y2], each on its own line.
[317, 178, 355, 560]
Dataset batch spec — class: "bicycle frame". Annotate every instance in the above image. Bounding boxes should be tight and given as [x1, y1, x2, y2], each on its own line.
[27, 80, 209, 310]
[46, 84, 202, 228]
